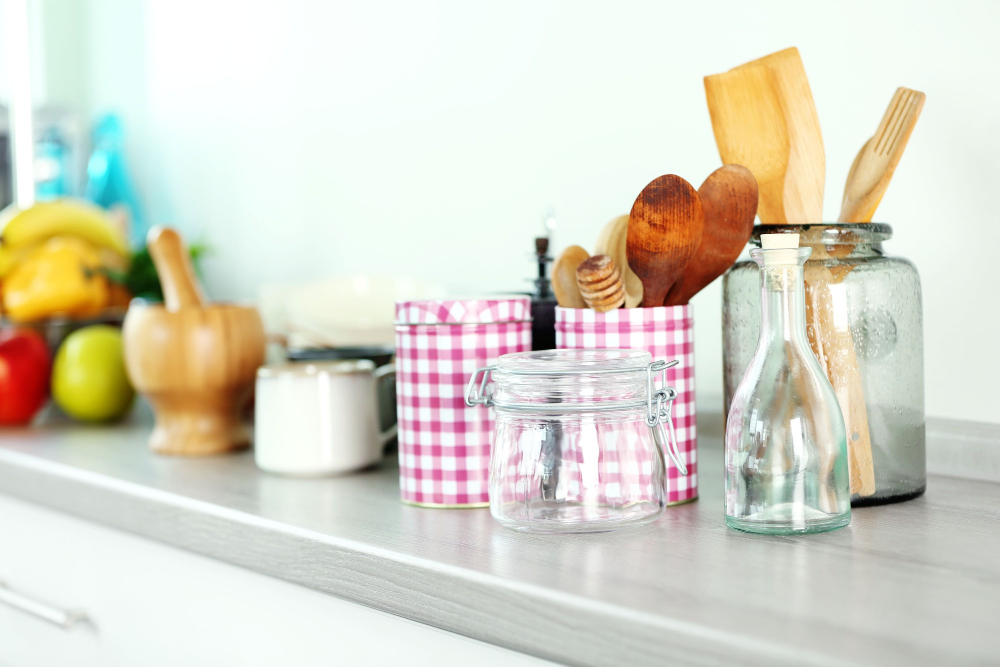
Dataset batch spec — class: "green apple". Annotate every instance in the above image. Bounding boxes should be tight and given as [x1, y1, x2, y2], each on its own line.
[52, 325, 134, 422]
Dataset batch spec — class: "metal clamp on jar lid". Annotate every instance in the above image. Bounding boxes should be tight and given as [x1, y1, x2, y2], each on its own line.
[466, 349, 688, 476]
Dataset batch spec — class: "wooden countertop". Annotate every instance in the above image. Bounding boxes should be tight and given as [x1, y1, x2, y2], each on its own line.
[1, 419, 998, 666]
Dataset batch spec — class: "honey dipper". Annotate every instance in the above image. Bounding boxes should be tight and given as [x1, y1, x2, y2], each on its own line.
[576, 255, 626, 312]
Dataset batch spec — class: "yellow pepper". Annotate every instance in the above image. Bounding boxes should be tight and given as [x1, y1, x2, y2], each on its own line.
[1, 237, 110, 322]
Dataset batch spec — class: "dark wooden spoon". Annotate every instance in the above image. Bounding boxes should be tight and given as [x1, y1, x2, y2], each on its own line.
[626, 175, 704, 307]
[665, 165, 758, 306]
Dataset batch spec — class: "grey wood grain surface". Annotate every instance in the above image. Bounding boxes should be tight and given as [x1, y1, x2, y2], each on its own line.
[1, 421, 999, 667]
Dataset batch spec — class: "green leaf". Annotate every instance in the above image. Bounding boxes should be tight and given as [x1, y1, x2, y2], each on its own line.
[123, 243, 209, 301]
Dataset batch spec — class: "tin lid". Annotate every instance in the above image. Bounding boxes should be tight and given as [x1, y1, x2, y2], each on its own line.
[257, 359, 376, 378]
[286, 345, 394, 365]
[395, 296, 532, 325]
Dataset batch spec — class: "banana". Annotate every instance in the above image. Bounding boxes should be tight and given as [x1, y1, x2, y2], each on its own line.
[0, 244, 32, 278]
[0, 199, 129, 257]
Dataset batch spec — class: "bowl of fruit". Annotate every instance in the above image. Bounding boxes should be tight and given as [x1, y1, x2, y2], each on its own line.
[0, 199, 163, 425]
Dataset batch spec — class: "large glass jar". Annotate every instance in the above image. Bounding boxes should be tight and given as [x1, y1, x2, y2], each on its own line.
[723, 224, 924, 506]
[465, 349, 688, 533]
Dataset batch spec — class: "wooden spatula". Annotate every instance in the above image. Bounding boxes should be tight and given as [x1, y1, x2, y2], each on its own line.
[803, 255, 876, 497]
[626, 175, 704, 308]
[665, 165, 758, 306]
[839, 87, 925, 222]
[705, 47, 824, 224]
[704, 64, 788, 225]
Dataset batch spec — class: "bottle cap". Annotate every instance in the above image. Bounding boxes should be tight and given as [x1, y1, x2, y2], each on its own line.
[760, 233, 799, 266]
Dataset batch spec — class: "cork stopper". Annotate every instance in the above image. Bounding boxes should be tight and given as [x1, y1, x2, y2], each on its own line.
[576, 255, 626, 312]
[760, 233, 800, 266]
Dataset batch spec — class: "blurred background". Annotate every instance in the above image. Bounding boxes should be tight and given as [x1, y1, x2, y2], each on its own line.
[0, 0, 996, 424]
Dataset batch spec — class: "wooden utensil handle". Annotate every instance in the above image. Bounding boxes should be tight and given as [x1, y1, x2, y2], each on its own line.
[147, 226, 206, 311]
[803, 264, 876, 497]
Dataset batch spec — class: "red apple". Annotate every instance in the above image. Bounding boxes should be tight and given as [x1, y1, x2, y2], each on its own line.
[0, 328, 51, 425]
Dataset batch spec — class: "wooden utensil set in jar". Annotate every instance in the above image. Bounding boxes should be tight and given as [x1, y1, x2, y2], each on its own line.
[705, 47, 924, 497]
[551, 46, 923, 499]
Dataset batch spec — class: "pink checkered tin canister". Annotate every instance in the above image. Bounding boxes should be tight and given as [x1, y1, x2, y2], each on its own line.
[555, 305, 697, 505]
[395, 297, 532, 507]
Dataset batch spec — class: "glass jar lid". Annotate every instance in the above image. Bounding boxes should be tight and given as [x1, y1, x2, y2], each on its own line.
[485, 348, 655, 412]
[494, 348, 652, 375]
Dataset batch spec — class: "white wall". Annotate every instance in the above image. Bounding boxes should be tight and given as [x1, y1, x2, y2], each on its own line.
[36, 0, 1000, 423]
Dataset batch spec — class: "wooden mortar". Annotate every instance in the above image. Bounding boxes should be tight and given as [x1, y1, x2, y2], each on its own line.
[123, 227, 265, 456]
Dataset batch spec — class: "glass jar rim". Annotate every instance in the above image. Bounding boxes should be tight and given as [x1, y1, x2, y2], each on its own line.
[469, 351, 688, 474]
[750, 223, 892, 246]
[483, 349, 662, 414]
[493, 348, 652, 376]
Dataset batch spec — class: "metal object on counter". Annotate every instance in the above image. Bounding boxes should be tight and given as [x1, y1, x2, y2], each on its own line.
[254, 360, 396, 476]
[723, 224, 925, 505]
[286, 344, 393, 366]
[0, 579, 89, 629]
[529, 236, 556, 351]
[395, 297, 532, 508]
[466, 349, 686, 533]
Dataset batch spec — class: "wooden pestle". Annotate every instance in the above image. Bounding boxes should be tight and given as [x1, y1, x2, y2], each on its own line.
[147, 227, 206, 310]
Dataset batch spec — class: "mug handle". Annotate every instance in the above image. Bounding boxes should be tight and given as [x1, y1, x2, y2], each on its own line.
[373, 363, 397, 446]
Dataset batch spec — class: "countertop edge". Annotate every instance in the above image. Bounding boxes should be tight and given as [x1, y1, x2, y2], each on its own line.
[0, 446, 851, 667]
[2, 414, 997, 666]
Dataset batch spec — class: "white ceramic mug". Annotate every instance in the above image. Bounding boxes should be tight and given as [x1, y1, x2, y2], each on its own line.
[254, 360, 396, 475]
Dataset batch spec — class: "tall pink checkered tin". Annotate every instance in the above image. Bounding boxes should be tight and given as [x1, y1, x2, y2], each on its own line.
[555, 305, 697, 505]
[395, 297, 532, 507]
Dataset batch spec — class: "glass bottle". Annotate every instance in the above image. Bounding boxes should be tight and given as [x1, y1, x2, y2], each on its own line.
[725, 234, 851, 534]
